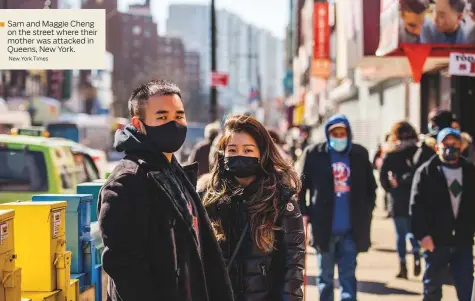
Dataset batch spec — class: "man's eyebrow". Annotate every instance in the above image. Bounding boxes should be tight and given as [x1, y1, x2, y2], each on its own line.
[155, 110, 168, 114]
[176, 110, 185, 114]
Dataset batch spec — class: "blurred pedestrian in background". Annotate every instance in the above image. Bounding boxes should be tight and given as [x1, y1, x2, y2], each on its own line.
[267, 128, 292, 163]
[373, 133, 392, 217]
[417, 109, 458, 167]
[298, 114, 377, 301]
[202, 114, 305, 301]
[188, 121, 221, 177]
[380, 121, 421, 279]
[411, 128, 475, 301]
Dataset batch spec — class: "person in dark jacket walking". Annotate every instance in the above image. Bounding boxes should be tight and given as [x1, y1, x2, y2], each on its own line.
[98, 79, 234, 301]
[298, 114, 377, 301]
[411, 128, 475, 301]
[380, 121, 421, 279]
[417, 109, 458, 167]
[188, 122, 220, 177]
[202, 115, 305, 301]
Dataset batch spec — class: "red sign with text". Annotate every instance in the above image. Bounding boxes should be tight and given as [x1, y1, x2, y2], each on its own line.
[211, 72, 229, 87]
[312, 2, 330, 78]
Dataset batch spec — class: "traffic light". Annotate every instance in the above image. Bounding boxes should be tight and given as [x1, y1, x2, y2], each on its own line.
[47, 70, 64, 99]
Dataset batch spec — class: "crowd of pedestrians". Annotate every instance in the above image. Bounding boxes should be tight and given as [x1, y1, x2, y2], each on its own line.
[97, 79, 474, 301]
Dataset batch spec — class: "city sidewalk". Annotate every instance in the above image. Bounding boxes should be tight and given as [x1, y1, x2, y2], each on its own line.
[304, 208, 458, 301]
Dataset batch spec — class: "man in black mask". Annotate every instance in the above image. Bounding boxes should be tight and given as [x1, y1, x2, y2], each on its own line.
[410, 128, 475, 301]
[98, 79, 234, 301]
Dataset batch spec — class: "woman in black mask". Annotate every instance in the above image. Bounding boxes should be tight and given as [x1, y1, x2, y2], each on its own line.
[201, 114, 305, 301]
[380, 121, 421, 279]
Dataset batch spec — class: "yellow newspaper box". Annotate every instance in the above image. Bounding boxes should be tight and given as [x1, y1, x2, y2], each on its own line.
[0, 209, 22, 301]
[0, 202, 67, 292]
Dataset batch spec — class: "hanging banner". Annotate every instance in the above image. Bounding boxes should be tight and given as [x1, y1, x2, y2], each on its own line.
[312, 2, 331, 78]
[449, 52, 475, 77]
[376, 0, 399, 56]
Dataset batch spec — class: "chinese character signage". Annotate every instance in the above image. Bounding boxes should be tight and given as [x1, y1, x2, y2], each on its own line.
[312, 2, 331, 78]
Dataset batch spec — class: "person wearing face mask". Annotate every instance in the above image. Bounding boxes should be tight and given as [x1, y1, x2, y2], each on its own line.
[380, 121, 422, 279]
[98, 79, 234, 301]
[201, 115, 305, 301]
[410, 128, 475, 301]
[416, 109, 458, 168]
[297, 114, 377, 301]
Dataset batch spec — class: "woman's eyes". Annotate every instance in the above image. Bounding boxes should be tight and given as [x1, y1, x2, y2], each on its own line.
[244, 149, 254, 153]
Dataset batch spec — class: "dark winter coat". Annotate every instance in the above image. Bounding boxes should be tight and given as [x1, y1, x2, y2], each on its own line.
[410, 156, 475, 247]
[298, 142, 377, 253]
[204, 181, 305, 301]
[380, 144, 419, 217]
[98, 125, 234, 301]
[188, 139, 213, 177]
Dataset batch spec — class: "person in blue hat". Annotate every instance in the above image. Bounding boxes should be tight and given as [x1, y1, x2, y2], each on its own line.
[410, 128, 475, 301]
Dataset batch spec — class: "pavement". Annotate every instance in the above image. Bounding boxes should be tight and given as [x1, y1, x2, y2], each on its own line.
[304, 205, 459, 301]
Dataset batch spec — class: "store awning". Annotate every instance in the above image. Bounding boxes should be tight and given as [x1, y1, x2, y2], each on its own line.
[356, 56, 449, 82]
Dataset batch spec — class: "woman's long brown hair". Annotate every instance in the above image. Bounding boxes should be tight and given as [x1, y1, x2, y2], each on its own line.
[202, 115, 301, 252]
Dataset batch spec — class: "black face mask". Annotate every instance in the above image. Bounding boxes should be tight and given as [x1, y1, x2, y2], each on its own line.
[441, 146, 461, 162]
[143, 121, 187, 153]
[224, 156, 261, 178]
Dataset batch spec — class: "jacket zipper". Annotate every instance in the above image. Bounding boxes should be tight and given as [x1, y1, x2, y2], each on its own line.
[170, 219, 180, 279]
[259, 263, 267, 276]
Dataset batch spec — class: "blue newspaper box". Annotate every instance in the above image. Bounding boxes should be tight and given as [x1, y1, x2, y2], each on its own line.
[32, 194, 92, 277]
[77, 182, 103, 222]
[90, 239, 103, 301]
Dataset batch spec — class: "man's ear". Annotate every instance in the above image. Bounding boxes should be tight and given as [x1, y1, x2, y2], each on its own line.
[131, 116, 146, 134]
[434, 143, 440, 153]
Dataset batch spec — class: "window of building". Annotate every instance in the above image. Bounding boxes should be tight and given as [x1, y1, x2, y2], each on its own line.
[144, 28, 151, 37]
[132, 25, 142, 35]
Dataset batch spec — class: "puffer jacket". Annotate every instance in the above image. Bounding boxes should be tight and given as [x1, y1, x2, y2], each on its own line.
[380, 142, 419, 217]
[205, 181, 305, 301]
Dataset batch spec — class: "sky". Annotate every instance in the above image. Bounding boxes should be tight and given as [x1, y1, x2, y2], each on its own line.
[118, 0, 289, 39]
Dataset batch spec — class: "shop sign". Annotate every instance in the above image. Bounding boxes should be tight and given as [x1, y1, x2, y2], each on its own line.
[312, 2, 331, 78]
[449, 52, 475, 77]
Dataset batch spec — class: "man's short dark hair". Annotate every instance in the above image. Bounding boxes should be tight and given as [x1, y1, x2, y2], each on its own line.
[400, 0, 430, 14]
[448, 0, 467, 13]
[128, 79, 182, 119]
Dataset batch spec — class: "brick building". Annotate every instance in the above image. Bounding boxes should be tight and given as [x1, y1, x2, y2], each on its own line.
[82, 0, 158, 116]
[184, 51, 201, 93]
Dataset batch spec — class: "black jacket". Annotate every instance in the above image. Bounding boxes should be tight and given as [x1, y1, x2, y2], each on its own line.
[410, 156, 475, 247]
[205, 182, 305, 301]
[98, 126, 234, 301]
[298, 142, 377, 253]
[380, 144, 419, 217]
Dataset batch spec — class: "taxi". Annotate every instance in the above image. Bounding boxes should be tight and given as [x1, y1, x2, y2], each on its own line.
[46, 137, 101, 183]
[0, 128, 78, 203]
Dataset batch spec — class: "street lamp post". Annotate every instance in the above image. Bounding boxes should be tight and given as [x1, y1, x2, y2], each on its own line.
[210, 0, 218, 122]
